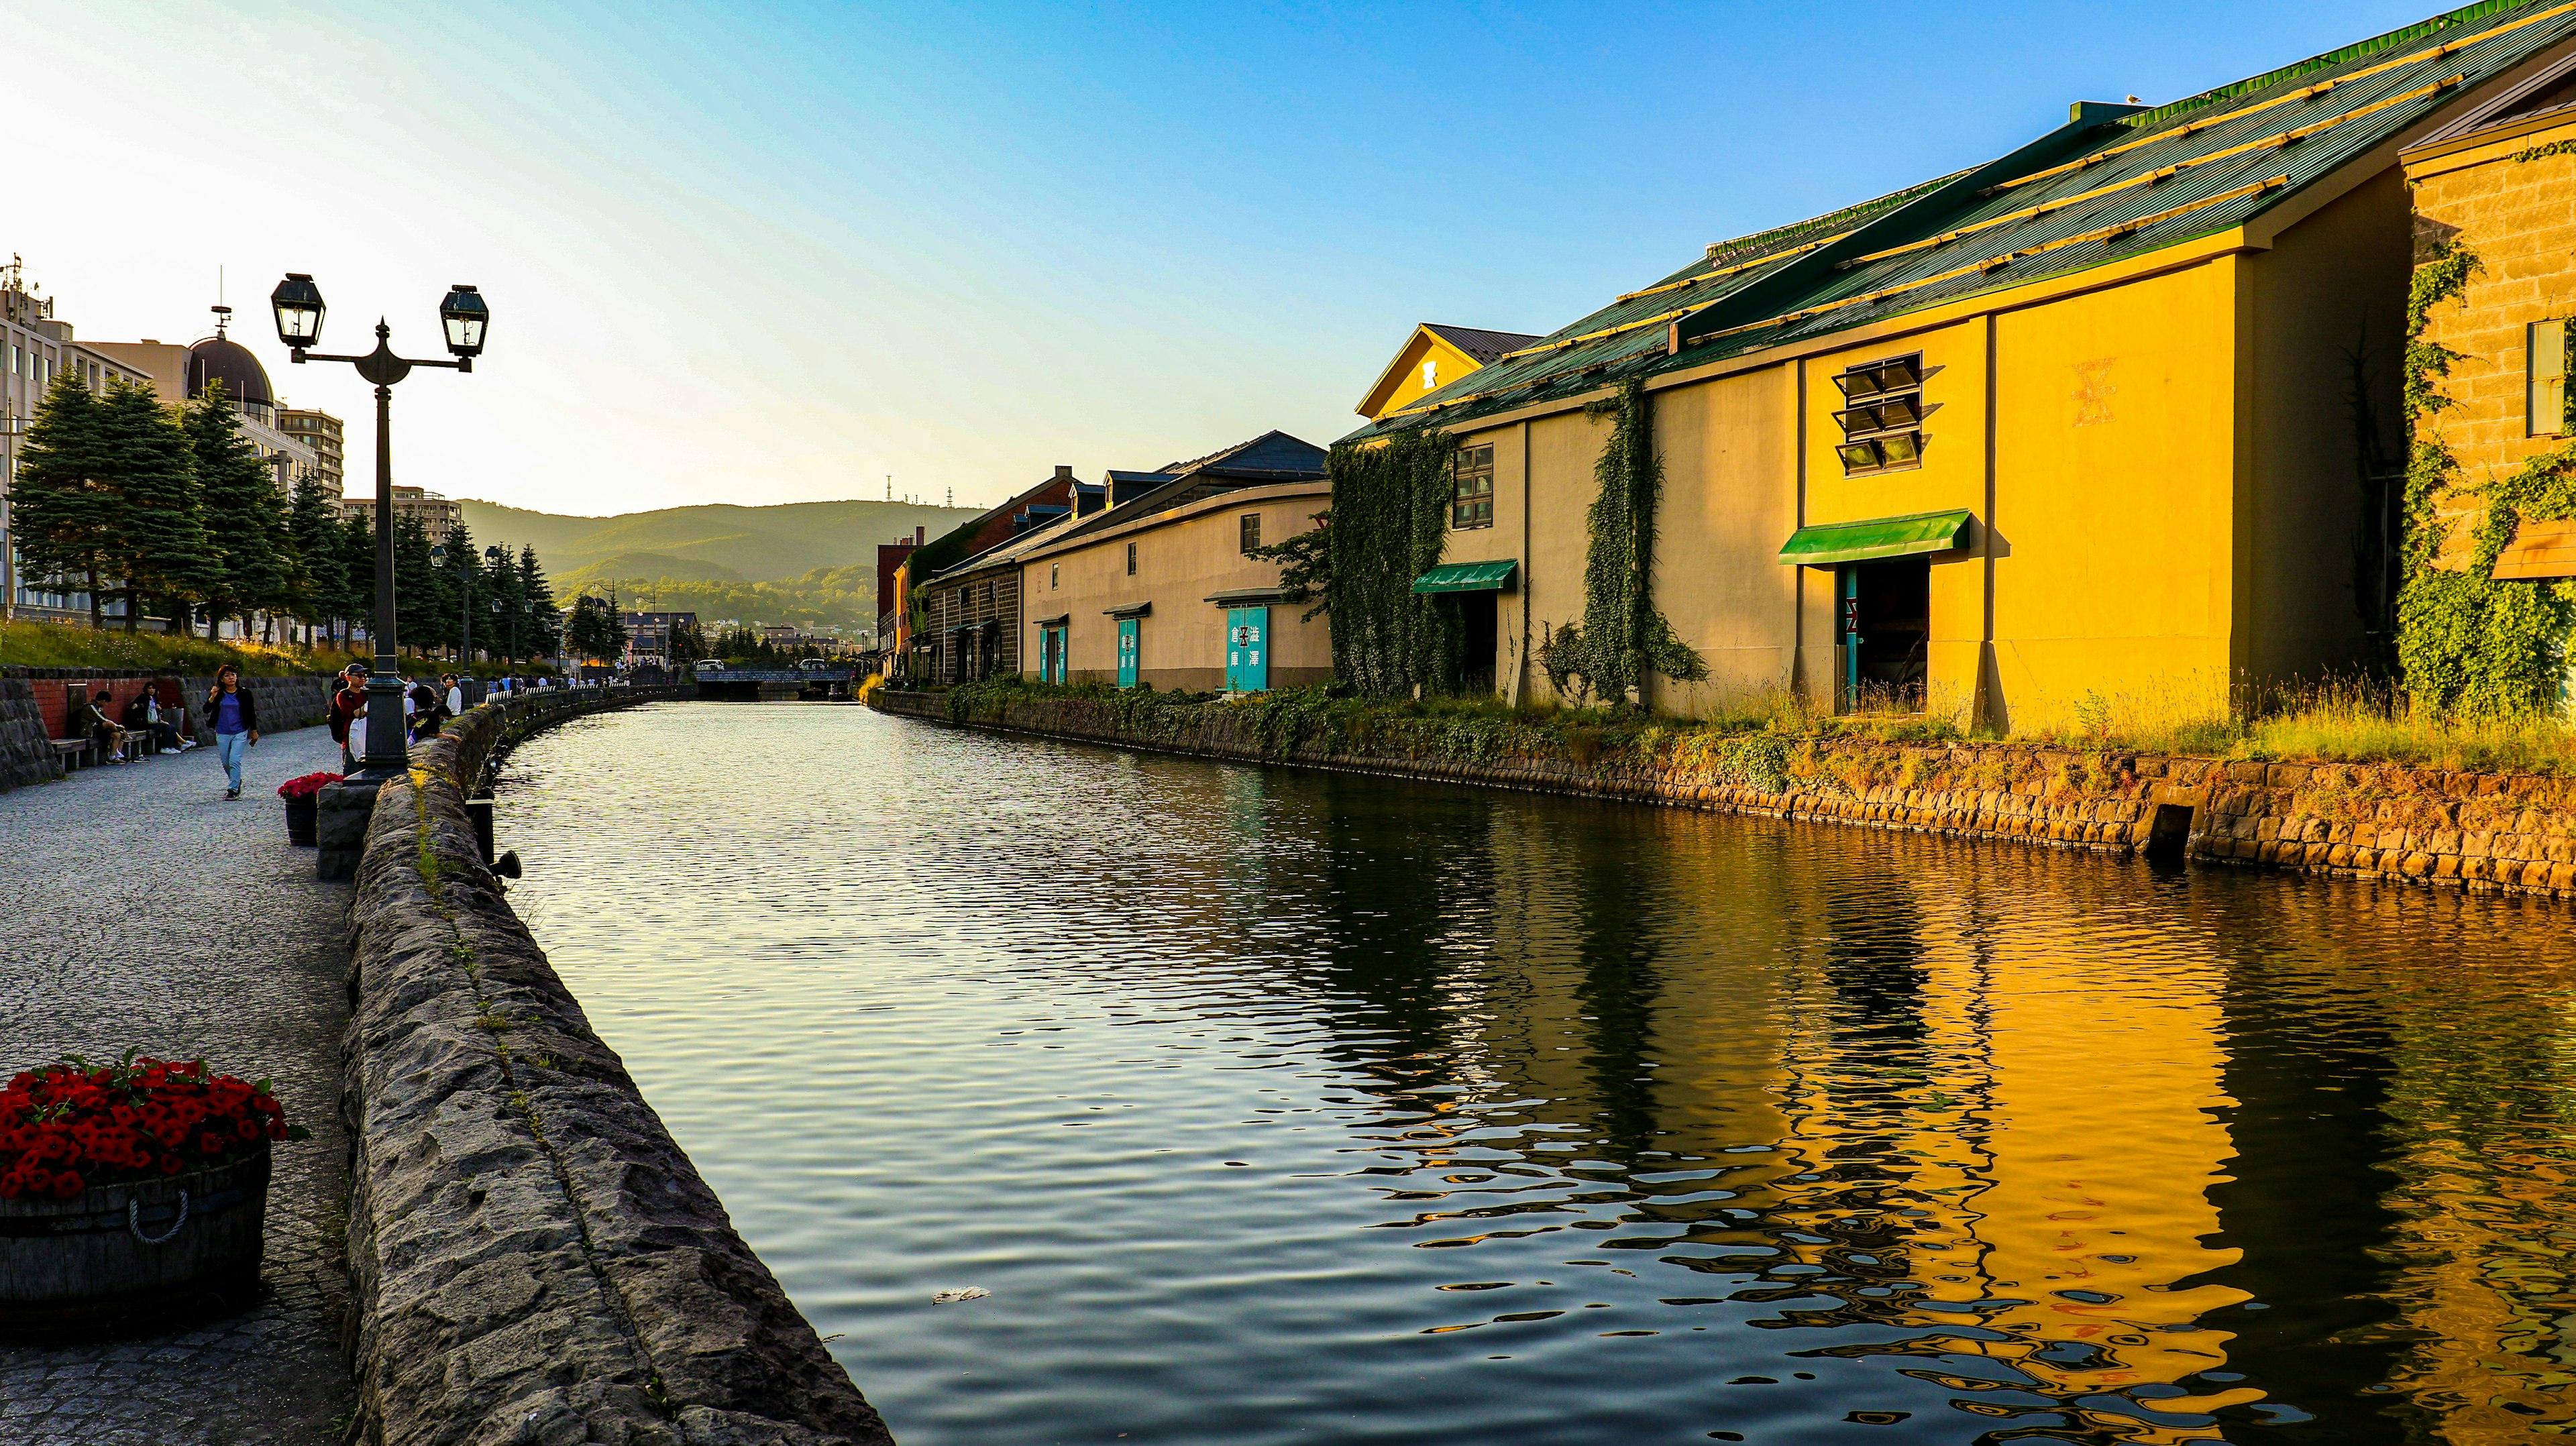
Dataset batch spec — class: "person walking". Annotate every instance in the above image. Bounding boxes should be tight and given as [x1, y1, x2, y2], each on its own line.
[205, 665, 260, 799]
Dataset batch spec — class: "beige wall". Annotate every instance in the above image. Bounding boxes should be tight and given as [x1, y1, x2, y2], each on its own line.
[2242, 166, 2409, 683]
[1022, 483, 1331, 691]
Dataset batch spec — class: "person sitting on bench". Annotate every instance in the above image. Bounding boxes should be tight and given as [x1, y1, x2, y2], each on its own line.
[83, 690, 127, 765]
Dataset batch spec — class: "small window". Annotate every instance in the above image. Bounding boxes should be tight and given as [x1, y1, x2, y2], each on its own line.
[1834, 353, 1927, 475]
[1422, 359, 1438, 390]
[2533, 319, 2569, 438]
[1452, 445, 1495, 529]
[1240, 513, 1261, 554]
[1051, 563, 1059, 590]
[1126, 541, 1136, 575]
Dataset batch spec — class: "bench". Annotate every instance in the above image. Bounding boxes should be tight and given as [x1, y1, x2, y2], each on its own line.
[51, 738, 91, 770]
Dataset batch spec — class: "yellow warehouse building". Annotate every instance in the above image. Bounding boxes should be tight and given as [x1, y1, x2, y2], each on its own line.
[1344, 1, 2576, 731]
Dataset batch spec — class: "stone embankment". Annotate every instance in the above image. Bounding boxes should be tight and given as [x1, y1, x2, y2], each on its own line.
[343, 685, 892, 1445]
[876, 687, 2576, 903]
[0, 667, 336, 795]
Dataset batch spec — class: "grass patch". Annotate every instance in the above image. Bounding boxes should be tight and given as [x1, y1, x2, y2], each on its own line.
[1, 618, 553, 677]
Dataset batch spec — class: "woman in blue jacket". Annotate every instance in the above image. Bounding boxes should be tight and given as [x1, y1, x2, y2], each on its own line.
[205, 665, 260, 799]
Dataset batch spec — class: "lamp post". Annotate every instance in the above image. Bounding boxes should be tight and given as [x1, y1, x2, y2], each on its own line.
[270, 273, 488, 779]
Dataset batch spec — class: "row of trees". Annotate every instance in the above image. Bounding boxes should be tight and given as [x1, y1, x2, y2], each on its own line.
[9, 367, 562, 664]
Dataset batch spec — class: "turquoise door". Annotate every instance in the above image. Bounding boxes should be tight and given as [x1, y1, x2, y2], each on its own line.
[1224, 606, 1270, 692]
[1044, 626, 1067, 683]
[1117, 618, 1140, 687]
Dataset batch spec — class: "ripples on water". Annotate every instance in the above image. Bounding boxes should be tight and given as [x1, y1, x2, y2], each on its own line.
[497, 702, 2576, 1445]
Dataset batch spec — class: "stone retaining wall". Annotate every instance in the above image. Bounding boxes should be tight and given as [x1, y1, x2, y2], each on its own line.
[876, 688, 2576, 903]
[344, 685, 892, 1445]
[0, 678, 61, 793]
[0, 668, 337, 795]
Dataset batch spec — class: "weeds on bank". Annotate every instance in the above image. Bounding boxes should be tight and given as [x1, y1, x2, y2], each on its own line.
[932, 669, 2576, 778]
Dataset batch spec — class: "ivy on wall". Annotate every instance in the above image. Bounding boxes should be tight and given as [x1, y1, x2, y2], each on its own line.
[1538, 379, 1706, 708]
[1324, 429, 1459, 696]
[2396, 237, 2576, 715]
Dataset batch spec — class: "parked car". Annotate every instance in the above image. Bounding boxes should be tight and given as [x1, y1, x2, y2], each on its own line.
[696, 659, 728, 672]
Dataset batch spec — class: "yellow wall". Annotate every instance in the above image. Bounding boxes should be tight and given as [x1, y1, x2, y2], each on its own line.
[1988, 260, 2239, 732]
[1801, 320, 1994, 721]
[1652, 366, 1803, 714]
[1020, 483, 1331, 691]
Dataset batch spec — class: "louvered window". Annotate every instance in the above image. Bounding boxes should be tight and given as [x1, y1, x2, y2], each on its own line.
[1833, 354, 1927, 476]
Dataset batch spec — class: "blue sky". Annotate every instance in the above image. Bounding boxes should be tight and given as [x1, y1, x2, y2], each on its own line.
[19, 1, 2445, 516]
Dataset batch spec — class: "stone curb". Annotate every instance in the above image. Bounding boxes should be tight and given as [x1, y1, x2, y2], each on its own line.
[879, 689, 2576, 904]
[345, 687, 892, 1446]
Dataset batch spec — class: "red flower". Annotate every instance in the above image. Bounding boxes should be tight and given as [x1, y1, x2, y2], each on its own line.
[0, 1054, 297, 1199]
[160, 1156, 182, 1175]
[197, 1133, 223, 1156]
[50, 1171, 81, 1199]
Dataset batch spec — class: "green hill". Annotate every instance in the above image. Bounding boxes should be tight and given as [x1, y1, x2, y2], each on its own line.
[455, 498, 979, 584]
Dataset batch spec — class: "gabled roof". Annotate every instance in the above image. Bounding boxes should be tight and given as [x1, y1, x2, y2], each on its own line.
[1027, 431, 1330, 555]
[1422, 323, 1544, 363]
[1357, 322, 1546, 418]
[1348, 0, 2576, 443]
[1157, 429, 1331, 480]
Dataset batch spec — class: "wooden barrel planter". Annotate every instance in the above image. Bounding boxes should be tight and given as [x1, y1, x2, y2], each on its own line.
[0, 1144, 270, 1340]
[284, 794, 319, 846]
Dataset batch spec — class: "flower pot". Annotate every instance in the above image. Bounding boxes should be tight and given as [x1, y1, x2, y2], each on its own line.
[284, 794, 319, 846]
[0, 1146, 270, 1340]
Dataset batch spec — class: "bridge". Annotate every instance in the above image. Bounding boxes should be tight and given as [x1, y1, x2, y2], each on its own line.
[692, 667, 861, 701]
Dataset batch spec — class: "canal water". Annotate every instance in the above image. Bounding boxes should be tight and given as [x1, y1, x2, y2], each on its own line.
[500, 701, 2576, 1445]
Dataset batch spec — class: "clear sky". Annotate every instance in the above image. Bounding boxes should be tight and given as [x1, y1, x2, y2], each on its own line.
[17, 0, 2444, 516]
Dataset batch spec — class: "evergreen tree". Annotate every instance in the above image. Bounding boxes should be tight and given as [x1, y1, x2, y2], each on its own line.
[94, 378, 208, 634]
[285, 472, 342, 644]
[481, 543, 524, 665]
[341, 513, 378, 653]
[182, 380, 290, 639]
[393, 511, 440, 655]
[11, 367, 113, 628]
[603, 587, 629, 659]
[438, 516, 479, 659]
[517, 544, 559, 659]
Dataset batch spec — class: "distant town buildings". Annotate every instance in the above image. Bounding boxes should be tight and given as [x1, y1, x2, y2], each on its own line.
[278, 408, 345, 491]
[339, 484, 463, 546]
[623, 610, 699, 670]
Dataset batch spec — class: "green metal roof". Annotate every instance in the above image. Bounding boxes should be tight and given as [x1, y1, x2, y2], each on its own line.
[1412, 559, 1519, 593]
[1348, 0, 2576, 445]
[1777, 510, 1974, 566]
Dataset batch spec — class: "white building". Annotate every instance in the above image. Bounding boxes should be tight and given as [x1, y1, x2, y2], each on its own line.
[2, 264, 154, 621]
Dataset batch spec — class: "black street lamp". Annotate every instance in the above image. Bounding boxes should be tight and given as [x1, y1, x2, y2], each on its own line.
[272, 273, 488, 779]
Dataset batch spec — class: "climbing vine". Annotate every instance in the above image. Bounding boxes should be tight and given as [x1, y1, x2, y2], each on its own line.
[2394, 237, 2576, 715]
[2511, 137, 2576, 165]
[1537, 378, 1705, 708]
[1323, 429, 1459, 696]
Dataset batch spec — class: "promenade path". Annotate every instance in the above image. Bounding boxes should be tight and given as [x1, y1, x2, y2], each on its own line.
[0, 725, 356, 1445]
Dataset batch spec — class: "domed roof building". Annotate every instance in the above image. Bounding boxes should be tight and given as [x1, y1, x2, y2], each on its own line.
[185, 323, 275, 425]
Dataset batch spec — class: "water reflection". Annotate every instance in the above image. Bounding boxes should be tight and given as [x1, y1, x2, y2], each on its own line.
[499, 703, 2576, 1445]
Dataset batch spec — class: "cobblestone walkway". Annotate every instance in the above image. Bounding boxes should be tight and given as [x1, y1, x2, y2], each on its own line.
[1, 726, 356, 1445]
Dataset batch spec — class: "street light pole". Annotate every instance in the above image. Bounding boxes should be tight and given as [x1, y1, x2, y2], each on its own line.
[268, 274, 488, 781]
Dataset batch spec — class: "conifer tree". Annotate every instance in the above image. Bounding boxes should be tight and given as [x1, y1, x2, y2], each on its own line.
[182, 380, 290, 638]
[286, 472, 343, 645]
[341, 513, 378, 653]
[518, 543, 560, 659]
[94, 378, 208, 633]
[393, 511, 439, 655]
[481, 543, 523, 665]
[439, 516, 479, 659]
[11, 367, 113, 628]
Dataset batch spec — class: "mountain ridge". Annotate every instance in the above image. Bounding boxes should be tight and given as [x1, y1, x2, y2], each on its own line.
[452, 498, 980, 584]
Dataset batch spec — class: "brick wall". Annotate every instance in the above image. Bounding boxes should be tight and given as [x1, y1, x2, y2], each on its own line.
[2409, 115, 2576, 564]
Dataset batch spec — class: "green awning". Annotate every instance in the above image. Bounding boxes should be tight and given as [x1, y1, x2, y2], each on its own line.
[1412, 559, 1518, 594]
[1776, 509, 1973, 567]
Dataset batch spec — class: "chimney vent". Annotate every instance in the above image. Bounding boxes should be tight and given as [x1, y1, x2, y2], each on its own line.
[1053, 464, 1075, 481]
